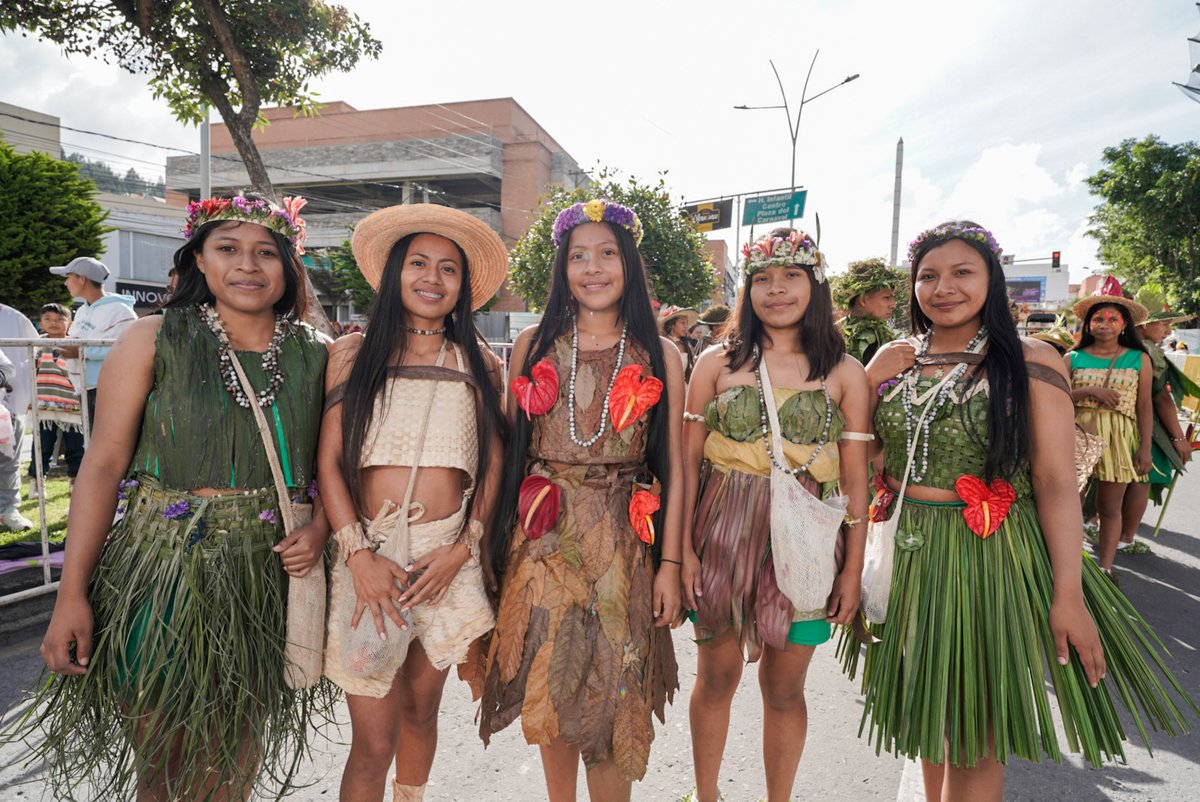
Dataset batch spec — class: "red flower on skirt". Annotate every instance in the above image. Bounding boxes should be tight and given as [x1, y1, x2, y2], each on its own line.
[954, 475, 1016, 539]
[511, 359, 559, 419]
[518, 475, 560, 540]
[629, 489, 661, 545]
[608, 364, 663, 432]
[869, 473, 896, 523]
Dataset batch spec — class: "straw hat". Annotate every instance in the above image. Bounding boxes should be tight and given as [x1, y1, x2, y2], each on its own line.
[659, 306, 699, 334]
[351, 204, 508, 310]
[1143, 309, 1196, 325]
[1072, 276, 1148, 325]
[697, 304, 731, 325]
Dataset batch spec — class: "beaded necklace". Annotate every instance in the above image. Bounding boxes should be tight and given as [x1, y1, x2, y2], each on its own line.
[405, 325, 445, 335]
[567, 318, 628, 448]
[754, 348, 833, 476]
[200, 303, 291, 409]
[901, 327, 988, 482]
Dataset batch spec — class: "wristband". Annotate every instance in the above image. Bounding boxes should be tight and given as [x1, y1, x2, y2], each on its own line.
[1170, 435, 1187, 442]
[683, 411, 705, 423]
[843, 515, 865, 526]
[334, 521, 373, 562]
[660, 557, 682, 565]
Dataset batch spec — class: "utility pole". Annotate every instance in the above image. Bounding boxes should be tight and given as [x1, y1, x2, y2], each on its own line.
[890, 137, 903, 266]
[200, 107, 211, 199]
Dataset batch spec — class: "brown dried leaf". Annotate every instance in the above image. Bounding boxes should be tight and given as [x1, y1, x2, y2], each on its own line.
[496, 558, 534, 683]
[611, 689, 652, 781]
[557, 531, 583, 570]
[520, 641, 559, 745]
[549, 605, 592, 710]
[579, 635, 617, 763]
[595, 559, 630, 650]
[650, 627, 679, 722]
[457, 635, 489, 701]
[577, 502, 616, 583]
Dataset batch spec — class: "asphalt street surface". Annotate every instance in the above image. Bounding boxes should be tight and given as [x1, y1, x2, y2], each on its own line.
[1, 469, 1197, 801]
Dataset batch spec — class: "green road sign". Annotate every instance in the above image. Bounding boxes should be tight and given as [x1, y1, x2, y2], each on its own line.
[742, 190, 808, 226]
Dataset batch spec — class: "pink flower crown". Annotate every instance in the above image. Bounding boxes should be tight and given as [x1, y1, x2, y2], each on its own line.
[183, 195, 309, 254]
[740, 230, 827, 283]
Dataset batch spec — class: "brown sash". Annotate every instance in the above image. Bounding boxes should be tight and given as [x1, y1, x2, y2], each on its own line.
[324, 364, 477, 413]
[916, 351, 1071, 396]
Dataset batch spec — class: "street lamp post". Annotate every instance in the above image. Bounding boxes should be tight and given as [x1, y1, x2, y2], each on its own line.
[735, 51, 859, 225]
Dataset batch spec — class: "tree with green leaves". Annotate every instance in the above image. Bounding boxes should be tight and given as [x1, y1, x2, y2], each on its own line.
[509, 172, 717, 312]
[307, 233, 374, 311]
[1, 0, 381, 199]
[1087, 135, 1200, 316]
[0, 142, 110, 314]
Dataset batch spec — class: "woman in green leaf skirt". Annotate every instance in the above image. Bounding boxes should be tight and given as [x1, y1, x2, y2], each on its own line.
[845, 221, 1194, 802]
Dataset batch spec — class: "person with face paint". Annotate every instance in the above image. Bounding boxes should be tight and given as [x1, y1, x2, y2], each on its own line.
[1067, 278, 1152, 578]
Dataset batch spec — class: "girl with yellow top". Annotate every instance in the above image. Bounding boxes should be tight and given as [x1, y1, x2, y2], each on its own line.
[1067, 283, 1152, 577]
[680, 228, 871, 802]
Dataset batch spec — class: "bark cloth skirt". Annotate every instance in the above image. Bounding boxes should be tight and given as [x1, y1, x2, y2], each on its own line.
[9, 476, 328, 801]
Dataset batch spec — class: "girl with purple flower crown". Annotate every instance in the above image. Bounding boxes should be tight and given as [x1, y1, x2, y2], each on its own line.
[479, 198, 684, 801]
[20, 191, 330, 801]
[680, 227, 872, 802]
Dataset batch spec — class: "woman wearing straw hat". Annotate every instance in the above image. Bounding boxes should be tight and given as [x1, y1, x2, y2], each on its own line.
[28, 192, 329, 801]
[661, 305, 700, 379]
[319, 204, 508, 802]
[1067, 278, 1152, 578]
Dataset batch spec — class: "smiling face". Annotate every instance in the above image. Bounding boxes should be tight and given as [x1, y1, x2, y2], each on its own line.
[913, 239, 990, 330]
[398, 232, 463, 329]
[194, 221, 286, 315]
[1087, 304, 1127, 344]
[565, 222, 626, 315]
[749, 263, 812, 330]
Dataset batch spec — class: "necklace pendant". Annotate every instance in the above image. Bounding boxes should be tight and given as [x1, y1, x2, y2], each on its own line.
[933, 366, 945, 379]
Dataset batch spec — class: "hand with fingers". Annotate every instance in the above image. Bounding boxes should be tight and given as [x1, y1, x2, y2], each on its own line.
[679, 548, 702, 616]
[653, 564, 682, 628]
[1050, 594, 1107, 688]
[41, 595, 93, 675]
[825, 569, 861, 626]
[346, 550, 411, 640]
[274, 520, 328, 577]
[398, 542, 470, 610]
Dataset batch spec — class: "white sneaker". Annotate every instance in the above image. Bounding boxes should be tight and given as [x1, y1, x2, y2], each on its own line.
[0, 508, 34, 531]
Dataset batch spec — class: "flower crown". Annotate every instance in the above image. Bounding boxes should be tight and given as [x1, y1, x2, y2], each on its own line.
[183, 195, 309, 254]
[552, 199, 643, 247]
[740, 230, 827, 283]
[907, 223, 1001, 266]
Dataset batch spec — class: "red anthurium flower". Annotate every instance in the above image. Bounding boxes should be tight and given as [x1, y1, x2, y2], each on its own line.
[629, 489, 661, 545]
[954, 475, 1016, 539]
[518, 475, 560, 541]
[608, 364, 664, 433]
[869, 473, 896, 523]
[511, 359, 559, 420]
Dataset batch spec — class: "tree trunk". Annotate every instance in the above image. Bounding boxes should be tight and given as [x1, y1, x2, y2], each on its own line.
[208, 99, 276, 201]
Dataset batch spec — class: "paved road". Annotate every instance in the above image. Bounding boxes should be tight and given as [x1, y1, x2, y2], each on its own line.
[2, 468, 1197, 801]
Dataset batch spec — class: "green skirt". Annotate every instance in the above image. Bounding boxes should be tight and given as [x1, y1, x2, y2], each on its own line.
[15, 476, 328, 801]
[840, 495, 1194, 768]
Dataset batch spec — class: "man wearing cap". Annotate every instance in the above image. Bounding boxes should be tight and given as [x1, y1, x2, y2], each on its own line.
[0, 303, 39, 530]
[48, 257, 137, 432]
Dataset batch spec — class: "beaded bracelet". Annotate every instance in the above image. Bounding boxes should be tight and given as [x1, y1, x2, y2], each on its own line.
[683, 411, 706, 423]
[459, 518, 484, 562]
[334, 521, 373, 562]
[843, 515, 865, 526]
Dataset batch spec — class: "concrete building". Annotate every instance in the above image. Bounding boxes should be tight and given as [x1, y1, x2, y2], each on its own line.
[0, 101, 61, 157]
[1078, 273, 1106, 298]
[98, 193, 185, 312]
[165, 98, 588, 329]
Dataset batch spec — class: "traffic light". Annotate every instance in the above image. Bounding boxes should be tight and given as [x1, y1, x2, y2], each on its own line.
[1051, 251, 1061, 269]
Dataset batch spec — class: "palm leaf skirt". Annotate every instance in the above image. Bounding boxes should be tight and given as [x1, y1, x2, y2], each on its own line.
[9, 478, 330, 801]
[839, 496, 1195, 768]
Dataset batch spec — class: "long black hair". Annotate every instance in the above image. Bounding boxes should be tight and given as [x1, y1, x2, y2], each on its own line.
[724, 227, 846, 378]
[338, 233, 507, 520]
[1073, 302, 1147, 353]
[908, 220, 1028, 482]
[164, 192, 308, 319]
[489, 220, 670, 580]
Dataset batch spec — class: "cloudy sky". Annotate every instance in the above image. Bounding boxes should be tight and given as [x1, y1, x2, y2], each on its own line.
[2, 0, 1197, 283]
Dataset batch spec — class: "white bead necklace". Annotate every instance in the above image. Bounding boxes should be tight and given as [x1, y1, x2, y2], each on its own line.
[900, 327, 988, 483]
[754, 352, 832, 476]
[200, 303, 290, 409]
[567, 318, 628, 448]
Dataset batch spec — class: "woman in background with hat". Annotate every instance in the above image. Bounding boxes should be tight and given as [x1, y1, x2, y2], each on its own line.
[319, 204, 507, 802]
[1067, 278, 1152, 578]
[661, 305, 699, 380]
[834, 257, 902, 364]
[29, 192, 329, 800]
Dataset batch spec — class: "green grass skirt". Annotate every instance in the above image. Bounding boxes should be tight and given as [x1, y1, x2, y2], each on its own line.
[838, 495, 1195, 768]
[12, 477, 330, 800]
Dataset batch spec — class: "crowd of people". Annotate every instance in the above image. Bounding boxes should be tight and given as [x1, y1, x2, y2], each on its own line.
[2, 193, 1197, 802]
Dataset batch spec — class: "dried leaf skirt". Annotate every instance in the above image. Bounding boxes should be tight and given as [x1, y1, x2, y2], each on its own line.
[841, 495, 1195, 768]
[478, 464, 679, 780]
[14, 478, 327, 801]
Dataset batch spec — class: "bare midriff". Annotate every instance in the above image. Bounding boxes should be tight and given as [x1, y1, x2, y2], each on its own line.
[362, 464, 470, 522]
[885, 480, 961, 503]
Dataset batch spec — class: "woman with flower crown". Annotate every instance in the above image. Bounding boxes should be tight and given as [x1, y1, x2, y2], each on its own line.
[478, 199, 683, 802]
[678, 228, 870, 802]
[23, 192, 330, 801]
[845, 221, 1194, 802]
